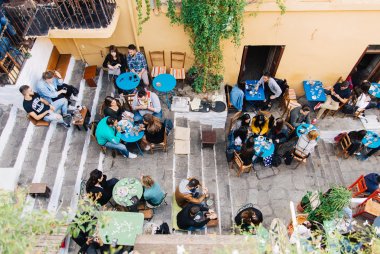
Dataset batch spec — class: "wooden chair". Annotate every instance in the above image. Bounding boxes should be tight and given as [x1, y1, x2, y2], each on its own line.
[230, 151, 252, 177]
[228, 111, 243, 134]
[353, 190, 380, 223]
[292, 148, 309, 169]
[27, 114, 50, 126]
[225, 84, 235, 111]
[283, 121, 295, 135]
[348, 175, 368, 197]
[281, 88, 297, 116]
[124, 93, 135, 112]
[150, 131, 168, 154]
[170, 51, 186, 81]
[336, 133, 352, 159]
[149, 51, 166, 77]
[282, 99, 301, 119]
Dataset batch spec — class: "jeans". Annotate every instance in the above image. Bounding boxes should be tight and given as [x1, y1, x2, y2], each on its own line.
[43, 112, 65, 124]
[103, 142, 129, 157]
[187, 225, 206, 231]
[51, 98, 68, 115]
[134, 110, 163, 123]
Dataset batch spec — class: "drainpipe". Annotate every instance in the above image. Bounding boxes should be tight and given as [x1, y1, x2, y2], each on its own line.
[127, 0, 140, 49]
[73, 38, 85, 62]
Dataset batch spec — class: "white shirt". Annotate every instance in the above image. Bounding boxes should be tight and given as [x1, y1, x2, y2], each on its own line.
[355, 93, 371, 111]
[295, 134, 317, 155]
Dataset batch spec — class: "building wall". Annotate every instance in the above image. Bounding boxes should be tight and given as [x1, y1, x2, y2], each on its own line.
[49, 0, 380, 94]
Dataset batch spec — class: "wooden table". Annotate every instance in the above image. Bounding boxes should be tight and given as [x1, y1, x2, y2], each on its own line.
[201, 129, 216, 148]
[205, 193, 218, 227]
[72, 107, 88, 131]
[29, 183, 51, 198]
[83, 65, 97, 87]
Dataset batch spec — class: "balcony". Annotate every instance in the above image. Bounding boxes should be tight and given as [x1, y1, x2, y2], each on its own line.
[3, 0, 119, 38]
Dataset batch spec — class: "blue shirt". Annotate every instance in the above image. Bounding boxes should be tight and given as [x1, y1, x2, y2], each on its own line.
[143, 182, 165, 206]
[364, 173, 379, 194]
[127, 52, 147, 73]
[230, 86, 244, 111]
[35, 78, 62, 104]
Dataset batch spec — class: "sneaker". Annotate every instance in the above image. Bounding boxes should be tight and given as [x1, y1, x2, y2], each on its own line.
[70, 94, 79, 101]
[60, 122, 71, 129]
[68, 105, 76, 111]
[128, 152, 137, 159]
[62, 114, 71, 118]
[311, 118, 317, 124]
[144, 145, 151, 151]
[314, 102, 322, 111]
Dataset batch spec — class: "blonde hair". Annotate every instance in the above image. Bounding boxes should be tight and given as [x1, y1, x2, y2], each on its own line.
[308, 130, 319, 140]
[142, 175, 154, 188]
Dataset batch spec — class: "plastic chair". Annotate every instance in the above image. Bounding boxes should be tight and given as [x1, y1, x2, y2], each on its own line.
[337, 133, 352, 159]
[348, 175, 368, 197]
[230, 151, 252, 177]
[149, 51, 166, 77]
[170, 51, 186, 81]
[353, 190, 380, 223]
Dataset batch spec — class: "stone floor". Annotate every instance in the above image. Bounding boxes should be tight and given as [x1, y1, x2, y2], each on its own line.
[0, 61, 379, 252]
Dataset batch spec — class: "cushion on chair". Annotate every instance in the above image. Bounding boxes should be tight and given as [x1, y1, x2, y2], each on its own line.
[288, 89, 297, 100]
[170, 68, 185, 80]
[151, 66, 166, 77]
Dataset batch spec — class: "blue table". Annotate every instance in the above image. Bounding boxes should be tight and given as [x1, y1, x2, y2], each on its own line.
[116, 72, 140, 91]
[303, 80, 326, 102]
[120, 126, 144, 156]
[296, 123, 317, 137]
[254, 136, 274, 158]
[245, 80, 265, 101]
[153, 74, 176, 108]
[362, 131, 380, 149]
[369, 83, 380, 99]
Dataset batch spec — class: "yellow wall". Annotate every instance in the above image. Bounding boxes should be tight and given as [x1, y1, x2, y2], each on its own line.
[49, 0, 380, 94]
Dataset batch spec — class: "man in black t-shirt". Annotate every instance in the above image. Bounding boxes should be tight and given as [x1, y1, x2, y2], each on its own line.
[315, 81, 351, 120]
[176, 203, 217, 231]
[19, 85, 70, 128]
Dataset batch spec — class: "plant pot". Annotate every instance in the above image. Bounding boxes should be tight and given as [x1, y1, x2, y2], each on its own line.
[297, 202, 305, 213]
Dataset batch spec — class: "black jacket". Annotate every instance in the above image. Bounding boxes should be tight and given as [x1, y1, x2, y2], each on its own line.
[177, 204, 210, 230]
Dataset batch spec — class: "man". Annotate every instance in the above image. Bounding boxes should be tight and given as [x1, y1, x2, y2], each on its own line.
[315, 81, 351, 120]
[256, 71, 282, 107]
[175, 178, 208, 208]
[95, 116, 137, 159]
[177, 203, 217, 231]
[19, 85, 70, 128]
[132, 89, 162, 122]
[127, 44, 149, 86]
[364, 173, 380, 194]
[230, 81, 245, 111]
[289, 105, 311, 128]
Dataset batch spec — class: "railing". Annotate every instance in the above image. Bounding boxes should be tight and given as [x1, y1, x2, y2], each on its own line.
[3, 0, 117, 37]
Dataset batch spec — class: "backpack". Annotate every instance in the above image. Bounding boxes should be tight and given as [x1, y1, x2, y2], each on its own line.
[155, 222, 170, 234]
[271, 153, 282, 167]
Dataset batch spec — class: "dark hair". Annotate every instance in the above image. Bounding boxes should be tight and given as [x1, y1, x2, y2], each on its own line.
[128, 44, 137, 50]
[361, 81, 371, 94]
[42, 71, 55, 80]
[109, 45, 120, 62]
[106, 117, 117, 126]
[241, 208, 263, 226]
[302, 105, 311, 112]
[239, 113, 251, 127]
[104, 96, 116, 107]
[377, 175, 380, 183]
[262, 71, 271, 78]
[86, 169, 103, 193]
[245, 137, 254, 149]
[19, 85, 29, 95]
[188, 178, 200, 188]
[137, 89, 147, 98]
[234, 126, 249, 142]
[190, 205, 200, 216]
[340, 81, 349, 88]
[268, 115, 275, 129]
[349, 130, 367, 141]
[238, 81, 246, 90]
[253, 114, 266, 129]
[273, 118, 284, 133]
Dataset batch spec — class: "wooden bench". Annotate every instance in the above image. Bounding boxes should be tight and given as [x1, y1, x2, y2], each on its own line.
[201, 129, 216, 148]
[27, 114, 50, 126]
[72, 107, 88, 131]
[29, 183, 51, 198]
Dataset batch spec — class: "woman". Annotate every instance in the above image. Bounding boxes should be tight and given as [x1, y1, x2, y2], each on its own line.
[234, 204, 263, 234]
[233, 126, 249, 151]
[141, 114, 166, 151]
[141, 175, 165, 207]
[251, 113, 270, 136]
[343, 82, 372, 115]
[347, 130, 367, 156]
[268, 118, 290, 145]
[295, 130, 319, 156]
[86, 169, 119, 206]
[239, 136, 255, 166]
[231, 113, 251, 132]
[102, 96, 127, 121]
[102, 45, 127, 94]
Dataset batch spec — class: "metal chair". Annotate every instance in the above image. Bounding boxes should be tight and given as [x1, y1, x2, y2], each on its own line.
[348, 175, 368, 197]
[230, 151, 252, 177]
[149, 51, 166, 77]
[170, 51, 186, 81]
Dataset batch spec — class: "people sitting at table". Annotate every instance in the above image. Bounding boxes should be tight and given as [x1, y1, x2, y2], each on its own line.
[314, 81, 351, 120]
[175, 178, 208, 208]
[95, 116, 137, 159]
[19, 85, 71, 128]
[230, 81, 246, 111]
[268, 118, 290, 145]
[256, 71, 282, 108]
[239, 137, 255, 166]
[251, 113, 273, 136]
[132, 89, 162, 122]
[102, 96, 129, 121]
[231, 113, 251, 133]
[234, 203, 263, 234]
[127, 44, 149, 86]
[232, 126, 249, 151]
[364, 173, 380, 194]
[357, 146, 380, 161]
[177, 203, 217, 231]
[103, 45, 127, 94]
[347, 130, 367, 156]
[295, 130, 319, 156]
[342, 82, 372, 116]
[289, 105, 311, 128]
[36, 70, 78, 106]
[86, 169, 119, 206]
[141, 175, 166, 207]
[141, 114, 166, 151]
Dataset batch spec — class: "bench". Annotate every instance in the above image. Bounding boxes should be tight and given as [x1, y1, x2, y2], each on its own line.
[201, 129, 216, 148]
[29, 183, 51, 198]
[27, 114, 49, 126]
[72, 106, 88, 131]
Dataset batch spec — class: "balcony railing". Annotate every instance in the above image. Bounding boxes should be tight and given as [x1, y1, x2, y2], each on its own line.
[3, 0, 117, 38]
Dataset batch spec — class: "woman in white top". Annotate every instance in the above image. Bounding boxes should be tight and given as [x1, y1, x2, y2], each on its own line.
[295, 130, 319, 156]
[343, 82, 372, 115]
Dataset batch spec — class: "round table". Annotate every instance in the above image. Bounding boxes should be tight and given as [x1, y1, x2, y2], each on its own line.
[369, 83, 380, 99]
[116, 72, 140, 91]
[153, 74, 176, 108]
[253, 136, 275, 158]
[211, 101, 226, 112]
[296, 123, 317, 137]
[362, 131, 380, 149]
[112, 178, 143, 207]
[119, 125, 144, 156]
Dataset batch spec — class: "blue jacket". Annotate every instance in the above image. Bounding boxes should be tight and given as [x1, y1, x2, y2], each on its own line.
[364, 173, 379, 194]
[230, 86, 244, 111]
[35, 78, 62, 104]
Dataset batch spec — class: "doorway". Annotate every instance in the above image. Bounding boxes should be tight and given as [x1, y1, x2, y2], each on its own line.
[238, 45, 285, 82]
[349, 45, 380, 85]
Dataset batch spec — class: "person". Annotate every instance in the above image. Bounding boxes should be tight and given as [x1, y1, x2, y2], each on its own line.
[347, 130, 367, 156]
[268, 118, 290, 145]
[141, 175, 165, 207]
[239, 136, 255, 166]
[295, 130, 319, 156]
[364, 173, 380, 194]
[175, 178, 208, 208]
[232, 126, 249, 151]
[102, 96, 127, 121]
[19, 85, 70, 128]
[141, 114, 166, 151]
[36, 70, 78, 105]
[230, 81, 245, 111]
[132, 89, 162, 122]
[231, 113, 251, 133]
[127, 44, 149, 86]
[177, 203, 217, 231]
[289, 105, 311, 128]
[315, 81, 351, 120]
[256, 71, 282, 107]
[357, 146, 380, 161]
[251, 113, 272, 136]
[85, 169, 119, 206]
[103, 45, 127, 94]
[95, 116, 137, 159]
[342, 82, 372, 115]
[234, 204, 263, 233]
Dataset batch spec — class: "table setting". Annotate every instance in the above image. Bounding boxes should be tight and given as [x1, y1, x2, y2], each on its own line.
[296, 123, 318, 137]
[362, 131, 380, 149]
[245, 80, 265, 101]
[303, 80, 326, 102]
[369, 83, 380, 98]
[112, 178, 143, 207]
[253, 135, 275, 158]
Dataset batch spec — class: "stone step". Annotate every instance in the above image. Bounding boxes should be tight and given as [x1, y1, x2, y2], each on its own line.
[0, 104, 12, 137]
[188, 121, 201, 178]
